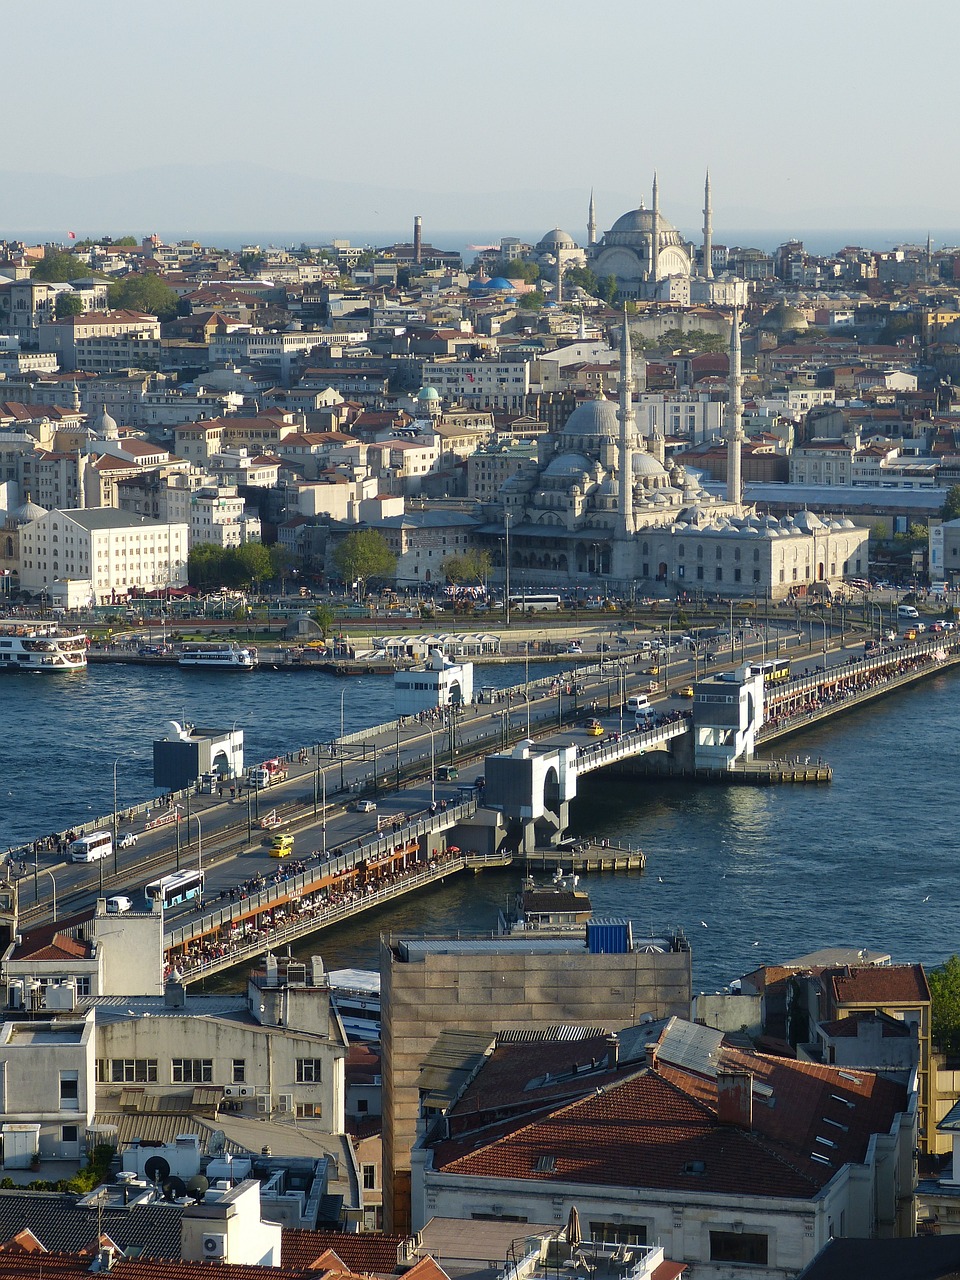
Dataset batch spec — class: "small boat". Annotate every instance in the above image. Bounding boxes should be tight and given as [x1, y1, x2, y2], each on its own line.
[0, 619, 87, 671]
[177, 642, 257, 671]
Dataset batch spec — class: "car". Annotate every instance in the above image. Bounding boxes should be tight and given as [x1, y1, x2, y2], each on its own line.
[678, 685, 695, 699]
[105, 895, 133, 914]
[269, 833, 294, 858]
[436, 766, 459, 781]
[118, 832, 138, 849]
[584, 718, 604, 737]
[352, 799, 377, 813]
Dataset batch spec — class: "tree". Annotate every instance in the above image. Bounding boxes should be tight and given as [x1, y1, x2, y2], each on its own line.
[930, 955, 960, 1052]
[228, 543, 273, 590]
[333, 530, 396, 598]
[563, 265, 599, 296]
[942, 485, 960, 522]
[310, 604, 335, 638]
[107, 273, 178, 320]
[519, 290, 545, 311]
[238, 252, 264, 275]
[442, 548, 492, 587]
[598, 274, 618, 303]
[55, 292, 84, 319]
[113, 236, 138, 247]
[32, 252, 83, 283]
[479, 259, 539, 283]
[187, 544, 226, 589]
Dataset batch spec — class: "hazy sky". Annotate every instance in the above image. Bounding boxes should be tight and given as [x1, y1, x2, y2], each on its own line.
[4, 0, 958, 243]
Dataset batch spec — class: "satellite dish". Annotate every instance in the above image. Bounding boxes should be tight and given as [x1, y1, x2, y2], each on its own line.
[162, 1175, 187, 1202]
[207, 1130, 226, 1158]
[143, 1155, 170, 1184]
[186, 1174, 209, 1202]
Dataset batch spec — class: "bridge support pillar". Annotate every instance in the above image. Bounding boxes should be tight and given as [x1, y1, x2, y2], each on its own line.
[483, 740, 577, 853]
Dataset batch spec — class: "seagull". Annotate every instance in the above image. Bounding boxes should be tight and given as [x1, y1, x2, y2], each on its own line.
[657, 876, 664, 883]
[700, 920, 708, 928]
[753, 941, 761, 946]
[922, 895, 931, 903]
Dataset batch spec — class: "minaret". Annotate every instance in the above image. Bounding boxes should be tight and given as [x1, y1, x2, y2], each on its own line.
[618, 307, 634, 537]
[703, 170, 714, 279]
[726, 307, 744, 506]
[76, 448, 86, 510]
[587, 189, 597, 247]
[555, 251, 563, 305]
[649, 172, 660, 285]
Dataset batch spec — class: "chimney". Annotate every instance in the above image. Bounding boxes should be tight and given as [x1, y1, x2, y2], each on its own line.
[645, 1042, 659, 1071]
[716, 1069, 753, 1130]
[414, 215, 423, 266]
[605, 1033, 620, 1069]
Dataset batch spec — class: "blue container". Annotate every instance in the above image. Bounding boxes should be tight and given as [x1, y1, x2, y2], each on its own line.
[587, 919, 631, 954]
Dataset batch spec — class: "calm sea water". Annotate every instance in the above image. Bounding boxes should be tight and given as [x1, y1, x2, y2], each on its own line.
[5, 662, 958, 991]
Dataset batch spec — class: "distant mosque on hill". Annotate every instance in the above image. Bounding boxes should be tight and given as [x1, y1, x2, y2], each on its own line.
[494, 309, 868, 602]
[532, 172, 748, 307]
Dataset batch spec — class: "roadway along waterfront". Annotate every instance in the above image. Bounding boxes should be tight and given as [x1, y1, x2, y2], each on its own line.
[7, 623, 960, 990]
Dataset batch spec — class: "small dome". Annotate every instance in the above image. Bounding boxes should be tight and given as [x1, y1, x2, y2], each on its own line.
[543, 452, 592, 479]
[537, 227, 576, 252]
[417, 386, 441, 401]
[98, 406, 120, 439]
[632, 451, 668, 477]
[485, 276, 516, 291]
[14, 496, 46, 524]
[468, 276, 490, 292]
[762, 302, 809, 334]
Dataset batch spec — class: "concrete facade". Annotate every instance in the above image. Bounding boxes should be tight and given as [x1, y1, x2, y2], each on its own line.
[380, 932, 692, 1233]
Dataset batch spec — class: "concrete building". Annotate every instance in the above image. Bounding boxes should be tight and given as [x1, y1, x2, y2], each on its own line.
[393, 650, 474, 714]
[189, 485, 261, 550]
[421, 359, 531, 412]
[18, 507, 188, 602]
[380, 928, 692, 1232]
[412, 1016, 916, 1277]
[39, 311, 161, 371]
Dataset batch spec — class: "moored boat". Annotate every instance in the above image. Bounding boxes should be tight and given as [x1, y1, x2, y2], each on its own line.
[0, 620, 87, 671]
[177, 642, 257, 670]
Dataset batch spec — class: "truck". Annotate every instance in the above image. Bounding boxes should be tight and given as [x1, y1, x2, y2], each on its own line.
[249, 758, 288, 788]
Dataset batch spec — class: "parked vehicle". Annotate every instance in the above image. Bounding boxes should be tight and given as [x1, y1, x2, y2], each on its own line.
[118, 832, 138, 849]
[352, 799, 377, 813]
[105, 896, 133, 914]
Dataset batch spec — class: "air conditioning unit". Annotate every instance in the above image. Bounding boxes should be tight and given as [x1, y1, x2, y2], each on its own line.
[277, 1093, 293, 1113]
[256, 1095, 270, 1113]
[236, 1085, 254, 1098]
[223, 1086, 238, 1098]
[202, 1235, 226, 1259]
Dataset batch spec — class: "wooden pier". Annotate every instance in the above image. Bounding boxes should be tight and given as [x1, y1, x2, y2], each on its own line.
[523, 841, 645, 873]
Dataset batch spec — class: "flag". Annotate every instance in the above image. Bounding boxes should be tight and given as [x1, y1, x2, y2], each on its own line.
[467, 374, 475, 383]
[67, 231, 76, 239]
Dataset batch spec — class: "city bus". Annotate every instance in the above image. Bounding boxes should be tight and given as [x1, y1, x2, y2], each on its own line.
[509, 593, 561, 612]
[144, 870, 204, 910]
[750, 659, 792, 685]
[68, 831, 113, 863]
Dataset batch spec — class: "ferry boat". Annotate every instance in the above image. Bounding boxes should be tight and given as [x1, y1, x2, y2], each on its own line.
[327, 968, 381, 1042]
[0, 620, 87, 671]
[177, 642, 257, 671]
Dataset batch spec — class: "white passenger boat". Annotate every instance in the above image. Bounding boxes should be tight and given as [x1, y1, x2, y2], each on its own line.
[327, 968, 381, 1042]
[177, 642, 257, 670]
[0, 620, 87, 671]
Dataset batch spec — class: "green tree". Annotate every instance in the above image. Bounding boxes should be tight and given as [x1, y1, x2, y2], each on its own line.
[333, 530, 396, 598]
[268, 544, 295, 584]
[107, 273, 178, 320]
[238, 252, 264, 275]
[442, 548, 492, 587]
[310, 604, 335, 638]
[563, 265, 599, 296]
[479, 259, 539, 283]
[599, 274, 618, 303]
[942, 486, 960, 522]
[187, 544, 227, 589]
[114, 236, 138, 247]
[519, 290, 545, 311]
[32, 251, 83, 283]
[55, 292, 84, 318]
[930, 955, 960, 1052]
[228, 543, 274, 589]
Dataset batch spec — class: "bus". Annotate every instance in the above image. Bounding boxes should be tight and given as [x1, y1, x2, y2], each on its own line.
[144, 870, 204, 910]
[69, 831, 113, 863]
[509, 593, 561, 612]
[750, 659, 792, 685]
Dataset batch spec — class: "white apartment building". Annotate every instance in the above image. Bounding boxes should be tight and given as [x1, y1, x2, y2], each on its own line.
[19, 507, 188, 601]
[422, 359, 530, 411]
[39, 310, 161, 371]
[789, 439, 857, 485]
[0, 1011, 97, 1165]
[190, 485, 261, 549]
[637, 392, 722, 442]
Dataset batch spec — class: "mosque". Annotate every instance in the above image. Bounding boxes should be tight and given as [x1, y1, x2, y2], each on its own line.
[493, 312, 869, 601]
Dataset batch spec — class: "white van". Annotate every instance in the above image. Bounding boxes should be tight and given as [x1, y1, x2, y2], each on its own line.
[625, 694, 651, 715]
[897, 604, 919, 619]
[105, 895, 133, 914]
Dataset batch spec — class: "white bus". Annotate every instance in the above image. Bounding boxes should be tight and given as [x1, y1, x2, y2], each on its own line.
[69, 831, 113, 863]
[144, 869, 204, 910]
[509, 593, 561, 612]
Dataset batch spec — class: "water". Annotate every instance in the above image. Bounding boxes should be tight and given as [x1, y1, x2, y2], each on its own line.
[4, 661, 958, 991]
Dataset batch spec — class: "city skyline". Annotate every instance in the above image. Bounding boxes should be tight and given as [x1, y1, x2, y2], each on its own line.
[5, 0, 959, 239]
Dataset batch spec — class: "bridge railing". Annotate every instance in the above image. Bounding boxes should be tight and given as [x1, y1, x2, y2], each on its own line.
[165, 799, 479, 950]
[574, 716, 691, 773]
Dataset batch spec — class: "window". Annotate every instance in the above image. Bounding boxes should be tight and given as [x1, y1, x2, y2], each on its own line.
[363, 1164, 377, 1190]
[296, 1058, 323, 1083]
[589, 1222, 647, 1246]
[296, 1102, 322, 1118]
[60, 1071, 79, 1109]
[709, 1231, 768, 1265]
[232, 1059, 246, 1084]
[172, 1059, 213, 1083]
[62, 1125, 79, 1144]
[111, 1059, 158, 1083]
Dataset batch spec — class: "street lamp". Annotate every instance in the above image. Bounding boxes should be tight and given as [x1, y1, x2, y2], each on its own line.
[112, 756, 123, 875]
[191, 811, 203, 878]
[42, 870, 57, 923]
[427, 725, 436, 807]
[339, 687, 348, 791]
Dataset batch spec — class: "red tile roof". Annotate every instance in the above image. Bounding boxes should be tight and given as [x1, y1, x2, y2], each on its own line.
[830, 963, 930, 1006]
[281, 1232, 405, 1274]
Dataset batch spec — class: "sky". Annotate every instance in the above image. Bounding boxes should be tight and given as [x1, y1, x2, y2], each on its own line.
[3, 0, 959, 247]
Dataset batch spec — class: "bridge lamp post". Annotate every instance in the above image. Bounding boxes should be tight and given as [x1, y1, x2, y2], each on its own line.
[339, 687, 348, 791]
[191, 811, 203, 878]
[617, 663, 626, 736]
[427, 726, 436, 807]
[873, 603, 884, 641]
[819, 617, 829, 670]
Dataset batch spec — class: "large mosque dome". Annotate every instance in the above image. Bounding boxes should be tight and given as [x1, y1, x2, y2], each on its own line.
[537, 227, 576, 252]
[561, 397, 619, 440]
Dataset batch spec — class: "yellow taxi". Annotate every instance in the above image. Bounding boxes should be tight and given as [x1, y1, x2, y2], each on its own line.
[269, 833, 294, 858]
[678, 685, 694, 698]
[584, 718, 605, 736]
